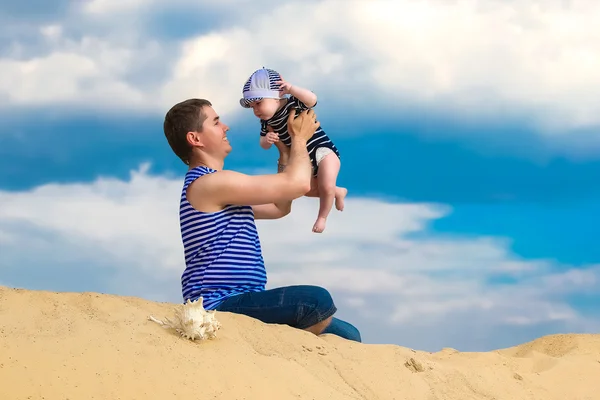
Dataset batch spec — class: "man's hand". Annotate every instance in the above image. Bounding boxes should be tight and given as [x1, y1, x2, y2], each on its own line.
[287, 108, 319, 142]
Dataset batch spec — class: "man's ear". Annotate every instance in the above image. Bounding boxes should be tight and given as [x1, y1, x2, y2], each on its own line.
[186, 131, 204, 148]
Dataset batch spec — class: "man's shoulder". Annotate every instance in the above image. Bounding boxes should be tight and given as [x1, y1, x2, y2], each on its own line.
[186, 168, 245, 191]
[184, 166, 215, 183]
[185, 168, 235, 212]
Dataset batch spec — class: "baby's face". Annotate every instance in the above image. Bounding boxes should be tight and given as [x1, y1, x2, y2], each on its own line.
[250, 98, 280, 120]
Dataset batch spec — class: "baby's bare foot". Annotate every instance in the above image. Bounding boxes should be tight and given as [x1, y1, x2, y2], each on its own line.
[312, 217, 327, 233]
[335, 188, 347, 211]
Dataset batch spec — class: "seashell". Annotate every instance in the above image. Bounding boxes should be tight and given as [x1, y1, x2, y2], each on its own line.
[148, 297, 222, 341]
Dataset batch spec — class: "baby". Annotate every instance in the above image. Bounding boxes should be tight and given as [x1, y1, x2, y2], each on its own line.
[240, 67, 347, 233]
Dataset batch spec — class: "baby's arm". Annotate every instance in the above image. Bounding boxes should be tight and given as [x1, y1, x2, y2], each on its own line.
[288, 85, 317, 108]
[259, 135, 272, 149]
[259, 120, 272, 149]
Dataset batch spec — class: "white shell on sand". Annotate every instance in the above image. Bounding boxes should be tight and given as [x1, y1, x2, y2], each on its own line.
[148, 297, 222, 341]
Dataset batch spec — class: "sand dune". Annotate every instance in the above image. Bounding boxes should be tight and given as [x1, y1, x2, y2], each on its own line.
[1, 286, 599, 400]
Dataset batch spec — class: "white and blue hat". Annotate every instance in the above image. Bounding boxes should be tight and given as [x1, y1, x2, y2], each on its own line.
[240, 67, 284, 108]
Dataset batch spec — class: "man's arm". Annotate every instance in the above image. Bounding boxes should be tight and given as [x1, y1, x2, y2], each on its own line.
[252, 140, 292, 219]
[187, 109, 317, 212]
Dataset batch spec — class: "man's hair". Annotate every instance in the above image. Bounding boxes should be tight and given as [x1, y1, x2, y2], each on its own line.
[163, 98, 212, 165]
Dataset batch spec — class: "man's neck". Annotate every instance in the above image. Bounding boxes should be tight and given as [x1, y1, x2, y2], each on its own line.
[188, 156, 224, 171]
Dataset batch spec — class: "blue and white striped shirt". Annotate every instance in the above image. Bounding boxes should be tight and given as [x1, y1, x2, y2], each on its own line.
[179, 166, 267, 309]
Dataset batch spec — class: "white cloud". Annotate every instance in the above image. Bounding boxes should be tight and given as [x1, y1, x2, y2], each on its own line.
[0, 164, 182, 275]
[82, 0, 149, 14]
[0, 164, 598, 350]
[1, 0, 600, 138]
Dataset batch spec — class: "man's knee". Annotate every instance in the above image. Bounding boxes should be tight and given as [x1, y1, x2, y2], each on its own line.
[307, 285, 335, 311]
[293, 285, 336, 329]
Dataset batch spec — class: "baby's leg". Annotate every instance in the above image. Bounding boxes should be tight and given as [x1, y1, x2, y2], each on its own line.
[312, 151, 345, 233]
[305, 173, 347, 212]
[306, 179, 347, 210]
[305, 176, 320, 197]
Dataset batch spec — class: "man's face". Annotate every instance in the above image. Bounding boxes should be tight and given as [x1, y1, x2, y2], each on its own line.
[199, 106, 231, 155]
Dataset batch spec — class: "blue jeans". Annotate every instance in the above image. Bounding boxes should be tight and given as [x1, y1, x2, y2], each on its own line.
[215, 284, 361, 342]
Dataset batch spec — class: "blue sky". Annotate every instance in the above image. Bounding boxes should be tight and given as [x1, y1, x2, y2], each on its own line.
[3, 111, 598, 265]
[1, 0, 599, 352]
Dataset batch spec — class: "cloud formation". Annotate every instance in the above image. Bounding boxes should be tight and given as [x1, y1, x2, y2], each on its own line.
[1, 164, 598, 350]
[1, 0, 600, 138]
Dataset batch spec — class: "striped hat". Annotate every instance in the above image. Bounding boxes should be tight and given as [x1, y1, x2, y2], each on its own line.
[239, 67, 283, 108]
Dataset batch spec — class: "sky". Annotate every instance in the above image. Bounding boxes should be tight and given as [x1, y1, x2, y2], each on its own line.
[1, 0, 599, 352]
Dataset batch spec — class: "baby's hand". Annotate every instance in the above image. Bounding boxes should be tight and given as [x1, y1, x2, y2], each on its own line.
[265, 129, 279, 144]
[275, 76, 293, 95]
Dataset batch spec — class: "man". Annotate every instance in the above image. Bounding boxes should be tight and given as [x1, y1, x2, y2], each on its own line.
[162, 98, 361, 342]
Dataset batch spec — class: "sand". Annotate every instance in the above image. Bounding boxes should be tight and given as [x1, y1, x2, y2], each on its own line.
[1, 286, 599, 400]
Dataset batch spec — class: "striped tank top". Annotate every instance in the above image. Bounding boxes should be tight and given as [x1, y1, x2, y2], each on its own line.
[179, 166, 267, 309]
